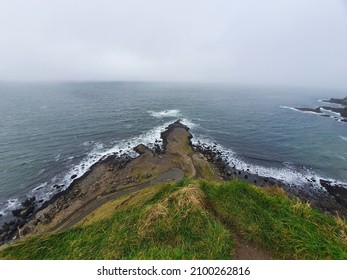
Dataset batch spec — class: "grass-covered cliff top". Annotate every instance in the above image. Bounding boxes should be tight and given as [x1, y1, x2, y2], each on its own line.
[1, 179, 346, 260]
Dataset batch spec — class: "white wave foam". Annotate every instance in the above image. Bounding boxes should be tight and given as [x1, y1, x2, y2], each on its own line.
[37, 168, 46, 176]
[12, 119, 196, 213]
[279, 105, 300, 112]
[280, 105, 324, 115]
[83, 141, 94, 146]
[1, 117, 195, 217]
[148, 109, 181, 118]
[0, 198, 20, 216]
[320, 108, 341, 116]
[339, 136, 347, 141]
[318, 99, 345, 107]
[57, 120, 194, 191]
[337, 155, 346, 161]
[191, 135, 323, 187]
[33, 182, 47, 191]
[181, 118, 197, 129]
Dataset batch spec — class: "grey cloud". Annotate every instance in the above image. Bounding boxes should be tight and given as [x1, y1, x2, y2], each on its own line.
[0, 0, 347, 89]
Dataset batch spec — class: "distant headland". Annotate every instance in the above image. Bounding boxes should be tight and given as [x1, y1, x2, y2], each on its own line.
[1, 120, 347, 259]
[296, 96, 347, 122]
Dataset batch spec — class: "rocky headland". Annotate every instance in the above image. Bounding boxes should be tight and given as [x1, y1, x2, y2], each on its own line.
[296, 96, 347, 122]
[1, 120, 347, 246]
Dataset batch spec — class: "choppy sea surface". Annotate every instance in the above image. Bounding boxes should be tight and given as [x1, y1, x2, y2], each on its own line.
[0, 82, 346, 221]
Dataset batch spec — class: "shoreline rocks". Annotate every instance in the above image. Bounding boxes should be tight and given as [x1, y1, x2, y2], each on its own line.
[0, 121, 189, 244]
[295, 96, 347, 122]
[320, 180, 347, 208]
[192, 140, 347, 216]
[0, 153, 133, 245]
[322, 97, 347, 106]
[1, 119, 347, 245]
[296, 107, 322, 114]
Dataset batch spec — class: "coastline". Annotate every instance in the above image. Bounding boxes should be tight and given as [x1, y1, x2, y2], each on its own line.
[1, 119, 347, 246]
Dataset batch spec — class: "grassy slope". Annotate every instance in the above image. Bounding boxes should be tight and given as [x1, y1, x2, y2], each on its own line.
[201, 180, 347, 259]
[1, 179, 347, 260]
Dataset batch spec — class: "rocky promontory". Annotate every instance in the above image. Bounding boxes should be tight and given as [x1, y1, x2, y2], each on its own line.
[1, 120, 347, 246]
[323, 97, 347, 106]
[295, 96, 347, 122]
[0, 120, 221, 244]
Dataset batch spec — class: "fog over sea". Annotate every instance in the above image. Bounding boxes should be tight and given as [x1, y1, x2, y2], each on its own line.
[1, 82, 346, 221]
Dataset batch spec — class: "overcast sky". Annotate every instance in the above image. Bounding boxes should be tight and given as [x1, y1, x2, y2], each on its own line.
[0, 0, 347, 89]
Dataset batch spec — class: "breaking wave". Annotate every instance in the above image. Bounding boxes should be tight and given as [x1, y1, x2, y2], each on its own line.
[147, 109, 181, 118]
[191, 134, 346, 189]
[0, 119, 195, 220]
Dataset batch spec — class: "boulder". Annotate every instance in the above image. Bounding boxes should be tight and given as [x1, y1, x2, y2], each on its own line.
[22, 197, 36, 208]
[12, 208, 25, 217]
[320, 179, 347, 208]
[19, 205, 35, 218]
[134, 144, 149, 155]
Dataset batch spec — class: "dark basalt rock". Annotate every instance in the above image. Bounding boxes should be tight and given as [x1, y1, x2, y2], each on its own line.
[19, 205, 35, 218]
[193, 137, 347, 215]
[154, 144, 162, 154]
[0, 218, 25, 243]
[12, 208, 25, 217]
[71, 174, 77, 179]
[294, 96, 347, 123]
[320, 179, 347, 208]
[321, 106, 347, 118]
[295, 107, 322, 114]
[323, 97, 347, 106]
[22, 197, 36, 208]
[134, 144, 149, 155]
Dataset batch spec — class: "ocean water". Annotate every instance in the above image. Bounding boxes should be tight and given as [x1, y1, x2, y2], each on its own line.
[0, 82, 347, 221]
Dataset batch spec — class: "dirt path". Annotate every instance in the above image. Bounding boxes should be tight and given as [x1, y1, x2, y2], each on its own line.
[50, 167, 184, 233]
[234, 238, 272, 260]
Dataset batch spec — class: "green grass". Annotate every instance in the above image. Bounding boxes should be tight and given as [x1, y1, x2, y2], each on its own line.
[0, 181, 232, 260]
[200, 180, 347, 259]
[1, 179, 346, 260]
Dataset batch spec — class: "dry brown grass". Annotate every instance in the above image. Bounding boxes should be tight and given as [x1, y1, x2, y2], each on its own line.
[138, 183, 205, 237]
[335, 213, 347, 247]
[261, 186, 287, 197]
[291, 200, 311, 216]
[77, 183, 167, 227]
